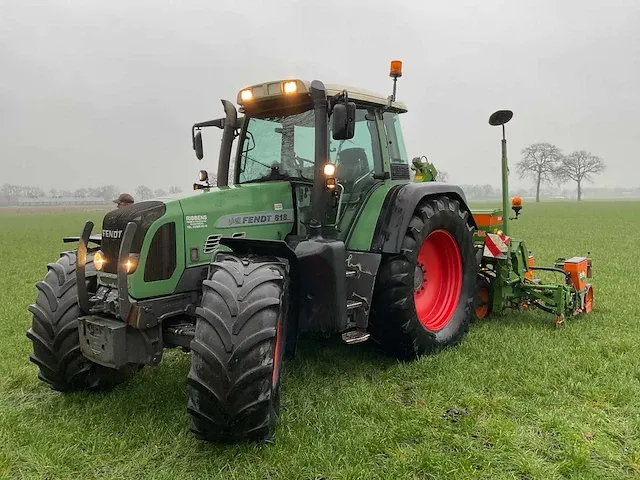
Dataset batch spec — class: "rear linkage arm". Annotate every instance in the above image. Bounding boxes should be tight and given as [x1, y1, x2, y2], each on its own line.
[520, 280, 574, 326]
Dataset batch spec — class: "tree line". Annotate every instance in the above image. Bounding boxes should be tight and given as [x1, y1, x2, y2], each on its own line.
[0, 184, 183, 204]
[134, 185, 183, 200]
[516, 143, 606, 201]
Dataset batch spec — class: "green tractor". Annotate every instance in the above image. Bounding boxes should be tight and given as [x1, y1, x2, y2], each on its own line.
[27, 61, 479, 442]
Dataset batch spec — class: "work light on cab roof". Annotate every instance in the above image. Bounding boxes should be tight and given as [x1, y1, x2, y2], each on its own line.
[237, 79, 308, 105]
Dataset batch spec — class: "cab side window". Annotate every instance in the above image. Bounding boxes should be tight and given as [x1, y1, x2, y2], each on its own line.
[382, 111, 409, 164]
[330, 107, 380, 185]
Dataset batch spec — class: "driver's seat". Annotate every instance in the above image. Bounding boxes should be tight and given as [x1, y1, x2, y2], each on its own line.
[337, 148, 369, 183]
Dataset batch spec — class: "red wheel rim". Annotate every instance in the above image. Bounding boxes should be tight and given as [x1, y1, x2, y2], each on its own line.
[475, 287, 489, 319]
[413, 229, 463, 331]
[272, 315, 282, 386]
[584, 285, 594, 313]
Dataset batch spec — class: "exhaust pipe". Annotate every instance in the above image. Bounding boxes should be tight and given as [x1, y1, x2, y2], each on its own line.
[309, 80, 328, 232]
[217, 100, 237, 187]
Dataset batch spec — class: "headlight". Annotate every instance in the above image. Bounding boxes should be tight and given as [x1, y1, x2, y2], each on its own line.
[124, 254, 139, 274]
[94, 251, 105, 271]
[323, 163, 336, 176]
[240, 89, 253, 101]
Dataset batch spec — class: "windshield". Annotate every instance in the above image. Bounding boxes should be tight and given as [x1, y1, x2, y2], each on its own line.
[237, 106, 381, 186]
[237, 110, 316, 184]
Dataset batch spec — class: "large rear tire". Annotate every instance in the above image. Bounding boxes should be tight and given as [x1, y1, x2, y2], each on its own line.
[26, 251, 137, 392]
[370, 196, 477, 359]
[187, 254, 288, 443]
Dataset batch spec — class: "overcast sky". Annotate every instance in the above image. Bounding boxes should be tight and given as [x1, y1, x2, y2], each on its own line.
[1, 0, 639, 195]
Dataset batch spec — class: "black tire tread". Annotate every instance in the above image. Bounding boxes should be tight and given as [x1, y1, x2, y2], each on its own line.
[27, 251, 136, 392]
[187, 255, 286, 442]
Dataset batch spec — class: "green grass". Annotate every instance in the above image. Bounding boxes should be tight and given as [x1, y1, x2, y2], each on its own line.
[1, 202, 640, 479]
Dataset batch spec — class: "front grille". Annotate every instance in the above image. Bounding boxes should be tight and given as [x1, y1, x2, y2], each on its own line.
[101, 201, 165, 274]
[390, 163, 410, 180]
[144, 222, 177, 282]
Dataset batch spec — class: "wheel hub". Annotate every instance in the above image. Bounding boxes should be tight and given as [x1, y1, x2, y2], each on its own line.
[414, 263, 427, 292]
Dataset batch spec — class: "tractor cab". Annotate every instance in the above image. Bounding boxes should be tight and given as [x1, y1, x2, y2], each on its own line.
[193, 78, 412, 243]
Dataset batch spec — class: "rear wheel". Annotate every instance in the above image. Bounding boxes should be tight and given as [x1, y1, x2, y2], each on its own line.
[187, 254, 288, 442]
[370, 196, 476, 358]
[26, 251, 138, 392]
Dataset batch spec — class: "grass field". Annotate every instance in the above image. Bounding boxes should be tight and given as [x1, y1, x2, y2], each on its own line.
[1, 201, 639, 479]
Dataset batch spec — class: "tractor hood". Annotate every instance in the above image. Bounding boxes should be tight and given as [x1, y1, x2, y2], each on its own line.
[95, 180, 300, 300]
[176, 181, 297, 267]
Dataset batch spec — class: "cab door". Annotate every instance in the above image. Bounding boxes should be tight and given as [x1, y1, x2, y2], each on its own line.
[329, 104, 386, 242]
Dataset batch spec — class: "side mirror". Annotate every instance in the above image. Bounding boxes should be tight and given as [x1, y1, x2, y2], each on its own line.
[198, 170, 209, 182]
[331, 102, 356, 140]
[194, 130, 204, 160]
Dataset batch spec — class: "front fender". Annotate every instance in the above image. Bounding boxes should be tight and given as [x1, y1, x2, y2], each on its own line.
[371, 182, 477, 254]
[219, 236, 348, 334]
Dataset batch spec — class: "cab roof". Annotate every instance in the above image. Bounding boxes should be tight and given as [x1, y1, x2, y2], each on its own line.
[237, 79, 408, 113]
[325, 83, 408, 113]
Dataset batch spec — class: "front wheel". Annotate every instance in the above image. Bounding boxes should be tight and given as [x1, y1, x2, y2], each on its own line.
[26, 251, 138, 392]
[370, 196, 477, 359]
[187, 254, 288, 443]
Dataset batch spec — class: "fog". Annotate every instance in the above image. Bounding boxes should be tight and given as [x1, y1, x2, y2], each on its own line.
[1, 0, 639, 196]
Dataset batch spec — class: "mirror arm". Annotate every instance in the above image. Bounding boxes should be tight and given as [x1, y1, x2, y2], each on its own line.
[328, 89, 349, 114]
[193, 118, 225, 129]
[191, 117, 227, 157]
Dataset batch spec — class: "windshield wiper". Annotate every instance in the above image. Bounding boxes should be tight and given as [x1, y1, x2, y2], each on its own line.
[243, 155, 273, 170]
[242, 174, 312, 184]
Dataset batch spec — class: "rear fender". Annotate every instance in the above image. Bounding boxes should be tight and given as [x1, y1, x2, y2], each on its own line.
[371, 182, 477, 254]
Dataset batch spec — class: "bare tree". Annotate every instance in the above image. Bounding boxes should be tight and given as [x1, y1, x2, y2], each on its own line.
[21, 186, 45, 198]
[168, 186, 182, 194]
[516, 143, 563, 202]
[98, 185, 119, 202]
[554, 151, 606, 201]
[135, 185, 153, 200]
[153, 188, 167, 198]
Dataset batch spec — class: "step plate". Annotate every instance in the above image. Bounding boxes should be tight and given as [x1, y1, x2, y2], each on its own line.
[341, 330, 371, 344]
[346, 300, 363, 310]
